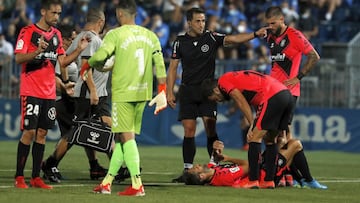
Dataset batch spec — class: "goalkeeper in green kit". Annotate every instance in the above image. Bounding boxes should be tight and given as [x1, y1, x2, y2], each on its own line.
[80, 0, 167, 196]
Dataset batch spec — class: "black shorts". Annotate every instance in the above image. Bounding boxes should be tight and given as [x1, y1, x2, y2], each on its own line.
[254, 90, 294, 131]
[20, 96, 56, 130]
[56, 94, 75, 136]
[73, 96, 111, 120]
[177, 84, 217, 121]
[288, 96, 298, 125]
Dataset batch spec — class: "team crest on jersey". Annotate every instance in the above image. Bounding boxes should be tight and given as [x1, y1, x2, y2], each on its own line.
[278, 158, 284, 166]
[48, 107, 56, 121]
[53, 37, 58, 46]
[201, 44, 209, 53]
[280, 39, 286, 47]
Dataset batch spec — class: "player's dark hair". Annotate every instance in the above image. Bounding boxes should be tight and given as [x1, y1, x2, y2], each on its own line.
[116, 0, 137, 15]
[265, 6, 284, 18]
[201, 78, 230, 101]
[201, 78, 218, 99]
[41, 0, 62, 10]
[182, 171, 206, 185]
[57, 24, 74, 39]
[86, 8, 105, 24]
[186, 7, 205, 21]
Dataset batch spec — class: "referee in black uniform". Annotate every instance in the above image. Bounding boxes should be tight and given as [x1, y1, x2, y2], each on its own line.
[166, 7, 268, 182]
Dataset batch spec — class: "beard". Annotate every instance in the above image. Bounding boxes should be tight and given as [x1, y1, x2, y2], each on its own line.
[273, 27, 282, 36]
[45, 19, 58, 27]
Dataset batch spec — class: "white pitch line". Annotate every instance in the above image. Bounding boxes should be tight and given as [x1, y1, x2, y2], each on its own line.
[0, 169, 176, 175]
[1, 179, 360, 189]
[0, 182, 183, 189]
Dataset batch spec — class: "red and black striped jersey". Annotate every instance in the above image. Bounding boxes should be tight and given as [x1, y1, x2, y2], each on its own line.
[15, 24, 65, 99]
[218, 70, 288, 106]
[209, 163, 247, 186]
[267, 26, 314, 97]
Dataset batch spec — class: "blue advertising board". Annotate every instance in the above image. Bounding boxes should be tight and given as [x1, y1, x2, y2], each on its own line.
[1, 98, 359, 152]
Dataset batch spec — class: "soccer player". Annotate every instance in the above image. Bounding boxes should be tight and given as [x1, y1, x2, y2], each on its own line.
[41, 24, 77, 183]
[184, 139, 327, 189]
[14, 0, 89, 189]
[264, 6, 320, 141]
[272, 133, 327, 189]
[166, 7, 268, 183]
[183, 140, 249, 187]
[264, 6, 321, 188]
[85, 0, 167, 196]
[42, 8, 111, 183]
[201, 70, 294, 189]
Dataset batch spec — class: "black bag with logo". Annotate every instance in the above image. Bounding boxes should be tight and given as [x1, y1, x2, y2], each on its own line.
[69, 117, 114, 153]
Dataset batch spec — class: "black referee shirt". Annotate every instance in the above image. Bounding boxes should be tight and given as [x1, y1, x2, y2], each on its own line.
[171, 30, 225, 85]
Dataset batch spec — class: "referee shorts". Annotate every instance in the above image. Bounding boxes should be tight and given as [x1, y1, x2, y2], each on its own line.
[177, 84, 217, 121]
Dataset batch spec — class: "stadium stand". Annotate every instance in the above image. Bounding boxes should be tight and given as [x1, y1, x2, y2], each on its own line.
[0, 0, 359, 108]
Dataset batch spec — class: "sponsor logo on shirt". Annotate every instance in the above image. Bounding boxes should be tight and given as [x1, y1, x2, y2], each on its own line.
[36, 51, 58, 60]
[271, 53, 286, 61]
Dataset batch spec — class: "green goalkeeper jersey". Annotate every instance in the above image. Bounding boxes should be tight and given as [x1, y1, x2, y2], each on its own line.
[88, 24, 167, 102]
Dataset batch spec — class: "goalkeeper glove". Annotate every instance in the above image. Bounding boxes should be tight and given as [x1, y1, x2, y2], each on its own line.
[102, 55, 115, 71]
[149, 84, 167, 115]
[80, 61, 90, 81]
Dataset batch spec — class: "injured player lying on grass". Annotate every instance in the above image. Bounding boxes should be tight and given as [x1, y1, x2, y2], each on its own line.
[182, 138, 327, 189]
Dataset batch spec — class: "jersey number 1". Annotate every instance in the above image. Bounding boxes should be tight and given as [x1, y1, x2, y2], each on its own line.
[135, 48, 145, 76]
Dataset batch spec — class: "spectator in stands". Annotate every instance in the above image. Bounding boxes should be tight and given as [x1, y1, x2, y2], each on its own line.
[280, 0, 299, 24]
[148, 0, 164, 16]
[223, 2, 247, 28]
[162, 0, 185, 33]
[0, 32, 16, 96]
[0, 32, 13, 57]
[135, 1, 150, 27]
[298, 4, 319, 41]
[5, 23, 18, 47]
[203, 0, 224, 18]
[150, 14, 169, 50]
[0, 0, 15, 21]
[72, 0, 90, 31]
[235, 20, 262, 61]
[10, 0, 35, 37]
[101, 0, 119, 27]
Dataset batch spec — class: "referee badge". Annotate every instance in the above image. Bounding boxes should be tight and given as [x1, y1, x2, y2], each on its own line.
[201, 44, 209, 53]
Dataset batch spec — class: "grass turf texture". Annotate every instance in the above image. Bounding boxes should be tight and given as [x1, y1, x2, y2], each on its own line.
[0, 141, 360, 203]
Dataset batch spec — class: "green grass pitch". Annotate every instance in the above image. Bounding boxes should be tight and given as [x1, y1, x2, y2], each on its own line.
[1, 141, 360, 203]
